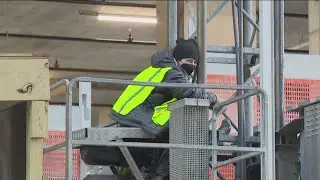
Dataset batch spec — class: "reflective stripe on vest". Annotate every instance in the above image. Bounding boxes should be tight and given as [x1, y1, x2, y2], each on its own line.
[112, 66, 173, 116]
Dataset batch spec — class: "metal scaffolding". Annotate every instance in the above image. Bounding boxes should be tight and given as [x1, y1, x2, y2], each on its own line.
[183, 0, 279, 179]
[43, 0, 282, 180]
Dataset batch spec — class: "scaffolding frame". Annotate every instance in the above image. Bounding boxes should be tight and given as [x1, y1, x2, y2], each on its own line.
[184, 0, 280, 179]
[43, 0, 283, 180]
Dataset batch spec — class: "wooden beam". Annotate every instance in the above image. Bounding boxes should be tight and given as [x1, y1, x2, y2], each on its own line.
[0, 58, 50, 101]
[26, 101, 48, 180]
[0, 53, 33, 57]
[1, 37, 155, 73]
[0, 57, 50, 180]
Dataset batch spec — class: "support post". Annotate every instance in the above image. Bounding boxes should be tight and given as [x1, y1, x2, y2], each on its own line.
[26, 101, 48, 180]
[259, 1, 276, 180]
[243, 0, 254, 139]
[168, 0, 178, 48]
[197, 0, 207, 83]
[273, 1, 284, 179]
[274, 0, 284, 131]
[233, 0, 246, 179]
[79, 82, 92, 179]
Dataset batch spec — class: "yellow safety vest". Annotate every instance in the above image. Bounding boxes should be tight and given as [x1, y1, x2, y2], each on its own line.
[112, 66, 177, 126]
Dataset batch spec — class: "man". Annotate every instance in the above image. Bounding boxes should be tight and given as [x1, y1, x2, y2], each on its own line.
[110, 38, 220, 179]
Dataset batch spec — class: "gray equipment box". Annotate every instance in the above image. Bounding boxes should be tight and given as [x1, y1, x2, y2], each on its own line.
[168, 98, 210, 180]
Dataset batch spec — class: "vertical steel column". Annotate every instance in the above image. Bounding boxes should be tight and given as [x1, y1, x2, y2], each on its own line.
[177, 1, 185, 39]
[234, 0, 246, 179]
[79, 82, 92, 179]
[66, 87, 73, 180]
[274, 0, 284, 132]
[197, 0, 207, 83]
[274, 1, 284, 179]
[243, 0, 254, 138]
[259, 1, 276, 180]
[168, 0, 178, 48]
[231, 3, 240, 178]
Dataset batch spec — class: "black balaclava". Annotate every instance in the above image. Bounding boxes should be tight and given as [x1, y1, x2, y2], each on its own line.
[173, 38, 199, 75]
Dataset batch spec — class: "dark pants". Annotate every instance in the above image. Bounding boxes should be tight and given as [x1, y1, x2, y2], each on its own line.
[146, 131, 170, 179]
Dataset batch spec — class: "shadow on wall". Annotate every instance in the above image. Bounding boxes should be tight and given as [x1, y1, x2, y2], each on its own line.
[0, 103, 26, 180]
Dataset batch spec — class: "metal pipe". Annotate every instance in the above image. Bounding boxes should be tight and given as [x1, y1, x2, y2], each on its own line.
[243, 0, 254, 141]
[212, 152, 262, 169]
[0, 32, 156, 45]
[249, 17, 259, 47]
[209, 163, 227, 180]
[259, 1, 276, 179]
[208, 65, 259, 123]
[235, 1, 260, 31]
[186, 0, 197, 28]
[274, 0, 285, 131]
[207, 45, 259, 55]
[43, 142, 66, 154]
[197, 0, 207, 83]
[50, 79, 70, 91]
[236, 0, 247, 179]
[222, 112, 239, 132]
[168, 0, 178, 48]
[217, 171, 226, 180]
[232, 0, 245, 179]
[207, 0, 230, 24]
[274, 1, 284, 178]
[190, 0, 230, 38]
[215, 91, 259, 109]
[67, 77, 260, 90]
[72, 140, 266, 152]
[66, 82, 73, 180]
[44, 80, 70, 154]
[211, 97, 218, 180]
[208, 67, 260, 127]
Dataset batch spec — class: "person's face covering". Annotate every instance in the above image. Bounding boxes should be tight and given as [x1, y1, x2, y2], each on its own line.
[179, 58, 197, 75]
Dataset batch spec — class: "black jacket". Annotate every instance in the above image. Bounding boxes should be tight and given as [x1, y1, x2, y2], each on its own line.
[110, 49, 217, 136]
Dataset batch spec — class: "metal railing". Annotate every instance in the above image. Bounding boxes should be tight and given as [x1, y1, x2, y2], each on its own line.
[43, 79, 69, 154]
[59, 76, 270, 180]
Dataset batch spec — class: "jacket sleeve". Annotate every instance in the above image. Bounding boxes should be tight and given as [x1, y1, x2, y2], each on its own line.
[163, 68, 218, 104]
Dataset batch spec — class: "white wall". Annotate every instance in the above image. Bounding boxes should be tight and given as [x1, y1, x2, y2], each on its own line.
[206, 54, 320, 80]
[48, 105, 82, 131]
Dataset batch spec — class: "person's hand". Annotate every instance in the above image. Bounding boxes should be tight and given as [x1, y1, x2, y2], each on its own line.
[217, 96, 225, 103]
[209, 95, 225, 110]
[210, 96, 228, 118]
